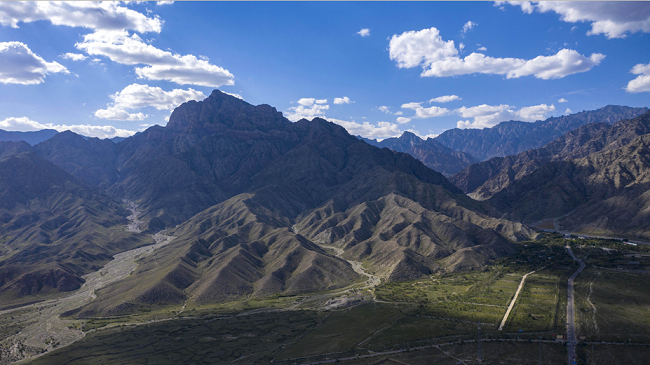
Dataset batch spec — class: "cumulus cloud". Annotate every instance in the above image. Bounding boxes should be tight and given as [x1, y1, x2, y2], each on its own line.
[328, 118, 402, 140]
[0, 42, 69, 84]
[625, 62, 650, 93]
[401, 102, 422, 110]
[558, 98, 569, 103]
[429, 95, 461, 103]
[108, 83, 206, 110]
[94, 83, 205, 121]
[333, 97, 352, 104]
[297, 98, 327, 106]
[156, 1, 174, 5]
[477, 46, 487, 51]
[388, 27, 604, 79]
[396, 117, 411, 124]
[285, 104, 330, 122]
[456, 103, 556, 129]
[394, 111, 403, 115]
[565, 108, 572, 114]
[60, 52, 87, 61]
[401, 101, 450, 119]
[357, 28, 370, 37]
[378, 105, 391, 113]
[0, 2, 162, 33]
[76, 31, 234, 87]
[462, 21, 477, 34]
[501, 1, 650, 39]
[0, 116, 135, 138]
[94, 106, 147, 121]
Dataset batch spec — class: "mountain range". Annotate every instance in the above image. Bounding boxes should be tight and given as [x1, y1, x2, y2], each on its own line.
[2, 90, 648, 314]
[434, 105, 648, 161]
[0, 91, 535, 312]
[360, 132, 479, 176]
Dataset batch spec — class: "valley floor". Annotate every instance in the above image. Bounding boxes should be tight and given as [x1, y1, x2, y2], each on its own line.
[3, 229, 650, 365]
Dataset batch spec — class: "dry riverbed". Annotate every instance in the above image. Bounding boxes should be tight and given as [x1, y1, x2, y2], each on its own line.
[0, 201, 174, 364]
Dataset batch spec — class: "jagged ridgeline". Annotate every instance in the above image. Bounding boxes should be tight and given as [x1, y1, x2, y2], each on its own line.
[34, 90, 533, 316]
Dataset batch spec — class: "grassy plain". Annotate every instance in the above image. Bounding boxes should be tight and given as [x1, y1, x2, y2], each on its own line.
[25, 234, 650, 365]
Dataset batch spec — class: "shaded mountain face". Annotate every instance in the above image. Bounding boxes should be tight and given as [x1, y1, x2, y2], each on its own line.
[34, 131, 120, 190]
[361, 132, 479, 176]
[434, 105, 648, 161]
[489, 133, 650, 240]
[452, 111, 650, 200]
[0, 150, 151, 304]
[60, 91, 536, 316]
[0, 129, 58, 146]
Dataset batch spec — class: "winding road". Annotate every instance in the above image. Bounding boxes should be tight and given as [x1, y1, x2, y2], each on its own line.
[566, 246, 585, 365]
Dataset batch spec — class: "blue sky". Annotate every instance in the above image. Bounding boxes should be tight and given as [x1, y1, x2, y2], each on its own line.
[0, 1, 649, 140]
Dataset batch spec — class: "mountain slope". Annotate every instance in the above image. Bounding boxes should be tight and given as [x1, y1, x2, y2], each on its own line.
[452, 111, 650, 200]
[435, 105, 648, 160]
[34, 131, 120, 190]
[361, 132, 479, 176]
[0, 151, 152, 306]
[489, 133, 650, 240]
[68, 91, 535, 316]
[0, 129, 58, 146]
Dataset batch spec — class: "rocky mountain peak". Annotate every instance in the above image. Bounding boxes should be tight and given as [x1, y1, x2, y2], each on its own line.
[166, 89, 289, 132]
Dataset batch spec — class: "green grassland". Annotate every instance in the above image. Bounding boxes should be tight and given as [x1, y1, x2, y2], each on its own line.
[26, 233, 650, 364]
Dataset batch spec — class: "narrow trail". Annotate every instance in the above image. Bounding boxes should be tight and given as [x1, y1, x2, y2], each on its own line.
[566, 246, 586, 365]
[0, 200, 175, 365]
[586, 274, 599, 334]
[498, 269, 538, 331]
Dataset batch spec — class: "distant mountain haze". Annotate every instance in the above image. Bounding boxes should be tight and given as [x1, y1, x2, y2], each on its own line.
[452, 111, 650, 200]
[434, 105, 648, 161]
[360, 132, 479, 176]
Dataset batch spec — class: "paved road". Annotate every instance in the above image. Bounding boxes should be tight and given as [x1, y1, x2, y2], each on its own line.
[536, 227, 650, 246]
[566, 246, 585, 365]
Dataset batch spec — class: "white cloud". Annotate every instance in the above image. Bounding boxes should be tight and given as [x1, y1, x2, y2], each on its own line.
[394, 111, 403, 115]
[401, 102, 422, 110]
[315, 99, 327, 104]
[0, 2, 162, 33]
[108, 83, 206, 110]
[357, 28, 370, 37]
[429, 95, 461, 103]
[462, 21, 477, 34]
[378, 105, 391, 113]
[328, 118, 402, 140]
[76, 30, 234, 87]
[388, 27, 604, 79]
[156, 1, 174, 5]
[60, 52, 87, 61]
[396, 117, 411, 124]
[455, 103, 556, 129]
[504, 1, 650, 39]
[401, 100, 450, 119]
[625, 62, 650, 93]
[414, 106, 450, 119]
[222, 91, 243, 100]
[477, 46, 487, 52]
[285, 104, 330, 122]
[94, 106, 147, 121]
[333, 96, 352, 104]
[0, 42, 69, 84]
[565, 108, 572, 115]
[0, 116, 135, 138]
[558, 98, 569, 103]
